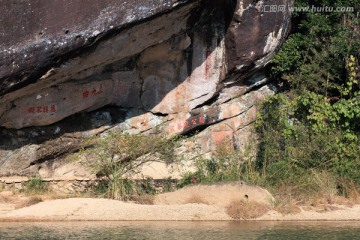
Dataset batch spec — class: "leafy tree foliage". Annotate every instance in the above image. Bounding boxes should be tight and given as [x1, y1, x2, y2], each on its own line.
[257, 0, 360, 187]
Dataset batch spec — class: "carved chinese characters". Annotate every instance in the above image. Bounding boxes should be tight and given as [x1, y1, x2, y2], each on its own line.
[27, 105, 57, 114]
[169, 115, 207, 133]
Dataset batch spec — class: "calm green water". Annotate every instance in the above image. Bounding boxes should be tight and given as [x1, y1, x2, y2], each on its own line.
[0, 221, 360, 239]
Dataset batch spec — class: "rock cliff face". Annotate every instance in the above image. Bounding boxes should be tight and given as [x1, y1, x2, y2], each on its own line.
[0, 0, 292, 177]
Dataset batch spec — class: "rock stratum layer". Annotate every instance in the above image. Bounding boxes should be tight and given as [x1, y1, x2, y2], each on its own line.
[0, 0, 292, 177]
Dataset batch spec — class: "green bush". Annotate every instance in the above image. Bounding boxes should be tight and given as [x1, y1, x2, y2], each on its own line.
[177, 138, 264, 188]
[256, 92, 360, 185]
[256, 0, 360, 191]
[21, 176, 49, 194]
[81, 131, 177, 200]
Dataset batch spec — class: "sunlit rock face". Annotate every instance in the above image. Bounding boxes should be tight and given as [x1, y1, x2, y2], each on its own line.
[0, 0, 292, 176]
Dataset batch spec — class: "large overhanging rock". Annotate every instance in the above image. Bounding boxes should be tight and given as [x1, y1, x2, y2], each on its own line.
[0, 0, 292, 129]
[0, 0, 292, 176]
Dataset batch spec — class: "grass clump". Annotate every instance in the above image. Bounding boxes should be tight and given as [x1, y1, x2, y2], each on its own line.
[0, 194, 13, 203]
[226, 200, 270, 220]
[79, 131, 177, 200]
[177, 136, 263, 188]
[130, 194, 155, 205]
[16, 196, 43, 209]
[21, 176, 49, 194]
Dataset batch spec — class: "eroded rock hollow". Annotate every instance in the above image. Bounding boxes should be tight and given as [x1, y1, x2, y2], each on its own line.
[0, 0, 292, 177]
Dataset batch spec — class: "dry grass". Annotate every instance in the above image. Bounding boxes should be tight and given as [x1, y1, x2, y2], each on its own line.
[338, 179, 360, 204]
[299, 178, 359, 209]
[184, 194, 209, 205]
[0, 194, 14, 204]
[226, 200, 270, 220]
[15, 196, 43, 209]
[274, 201, 302, 215]
[130, 195, 155, 205]
[268, 173, 360, 215]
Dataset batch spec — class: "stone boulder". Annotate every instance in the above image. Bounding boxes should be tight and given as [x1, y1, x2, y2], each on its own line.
[155, 182, 275, 206]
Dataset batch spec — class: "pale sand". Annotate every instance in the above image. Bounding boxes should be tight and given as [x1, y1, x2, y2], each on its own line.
[1, 198, 360, 221]
[0, 183, 359, 221]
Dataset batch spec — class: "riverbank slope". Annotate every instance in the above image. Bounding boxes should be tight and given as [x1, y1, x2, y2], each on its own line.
[1, 183, 360, 221]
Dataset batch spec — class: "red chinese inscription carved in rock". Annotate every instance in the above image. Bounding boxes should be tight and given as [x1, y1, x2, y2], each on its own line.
[82, 84, 104, 99]
[27, 105, 57, 114]
[169, 115, 206, 133]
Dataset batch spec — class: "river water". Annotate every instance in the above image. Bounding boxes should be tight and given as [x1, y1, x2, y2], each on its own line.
[0, 221, 360, 239]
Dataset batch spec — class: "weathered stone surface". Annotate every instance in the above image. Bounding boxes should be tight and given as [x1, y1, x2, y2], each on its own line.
[0, 145, 39, 176]
[0, 0, 292, 177]
[0, 0, 291, 129]
[0, 0, 193, 95]
[0, 1, 199, 128]
[195, 85, 275, 153]
[225, 0, 292, 75]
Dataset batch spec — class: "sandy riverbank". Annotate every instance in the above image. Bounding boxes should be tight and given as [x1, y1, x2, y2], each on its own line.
[1, 198, 360, 222]
[1, 183, 359, 221]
